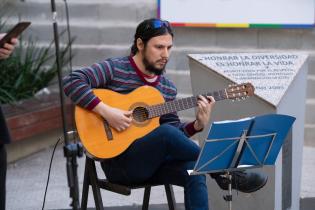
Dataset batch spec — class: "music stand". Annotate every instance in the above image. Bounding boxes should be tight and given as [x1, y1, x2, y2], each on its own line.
[188, 114, 295, 210]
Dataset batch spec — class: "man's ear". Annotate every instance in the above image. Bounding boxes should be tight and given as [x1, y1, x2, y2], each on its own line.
[136, 38, 144, 51]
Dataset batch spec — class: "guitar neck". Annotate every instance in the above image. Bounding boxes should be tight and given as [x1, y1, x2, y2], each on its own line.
[148, 89, 227, 118]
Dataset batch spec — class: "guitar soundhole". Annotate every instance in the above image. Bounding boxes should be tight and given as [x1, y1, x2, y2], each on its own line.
[132, 107, 149, 123]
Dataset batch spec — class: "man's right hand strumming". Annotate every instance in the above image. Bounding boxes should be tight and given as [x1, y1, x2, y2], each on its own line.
[92, 102, 132, 132]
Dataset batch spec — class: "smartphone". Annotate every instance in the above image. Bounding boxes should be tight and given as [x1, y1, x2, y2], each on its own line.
[0, 21, 31, 48]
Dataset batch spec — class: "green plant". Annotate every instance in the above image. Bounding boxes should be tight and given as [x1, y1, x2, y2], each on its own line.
[0, 2, 75, 104]
[0, 35, 74, 103]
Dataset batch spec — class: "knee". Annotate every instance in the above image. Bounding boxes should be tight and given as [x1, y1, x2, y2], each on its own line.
[158, 124, 184, 139]
[156, 124, 185, 147]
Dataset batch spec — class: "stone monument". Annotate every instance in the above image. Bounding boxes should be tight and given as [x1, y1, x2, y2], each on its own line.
[188, 52, 308, 210]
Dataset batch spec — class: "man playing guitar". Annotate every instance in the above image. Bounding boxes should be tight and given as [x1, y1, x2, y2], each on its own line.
[63, 18, 267, 210]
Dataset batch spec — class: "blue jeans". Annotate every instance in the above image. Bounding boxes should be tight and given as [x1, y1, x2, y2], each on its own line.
[101, 124, 209, 210]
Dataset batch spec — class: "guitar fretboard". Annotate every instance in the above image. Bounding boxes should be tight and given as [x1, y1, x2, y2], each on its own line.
[148, 89, 227, 118]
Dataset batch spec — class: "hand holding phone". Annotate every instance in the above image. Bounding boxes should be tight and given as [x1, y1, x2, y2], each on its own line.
[0, 21, 31, 48]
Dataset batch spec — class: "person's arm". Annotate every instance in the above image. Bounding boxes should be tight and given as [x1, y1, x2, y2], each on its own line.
[63, 61, 132, 131]
[160, 95, 215, 137]
[63, 60, 117, 109]
[0, 34, 18, 60]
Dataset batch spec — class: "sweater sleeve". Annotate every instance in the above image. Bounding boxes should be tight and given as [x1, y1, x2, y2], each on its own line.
[63, 61, 114, 110]
[159, 113, 201, 137]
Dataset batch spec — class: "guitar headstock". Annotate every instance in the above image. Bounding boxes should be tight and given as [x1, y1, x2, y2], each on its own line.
[226, 82, 255, 101]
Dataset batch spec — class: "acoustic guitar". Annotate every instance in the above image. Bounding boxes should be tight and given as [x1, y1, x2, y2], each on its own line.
[75, 83, 255, 159]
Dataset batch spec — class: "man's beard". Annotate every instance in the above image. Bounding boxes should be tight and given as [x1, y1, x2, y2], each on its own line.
[142, 55, 166, 76]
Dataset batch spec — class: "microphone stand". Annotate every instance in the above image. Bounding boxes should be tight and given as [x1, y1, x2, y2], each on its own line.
[50, 0, 83, 209]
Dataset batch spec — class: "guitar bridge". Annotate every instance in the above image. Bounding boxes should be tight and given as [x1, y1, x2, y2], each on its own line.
[103, 120, 113, 141]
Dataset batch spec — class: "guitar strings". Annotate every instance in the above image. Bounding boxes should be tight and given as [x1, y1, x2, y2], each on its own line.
[133, 93, 225, 120]
[131, 88, 246, 121]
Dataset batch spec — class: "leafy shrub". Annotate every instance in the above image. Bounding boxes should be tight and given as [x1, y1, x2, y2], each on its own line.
[0, 35, 73, 103]
[0, 3, 74, 104]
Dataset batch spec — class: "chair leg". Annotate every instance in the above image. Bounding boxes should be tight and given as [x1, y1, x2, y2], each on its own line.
[87, 158, 105, 210]
[165, 184, 176, 210]
[81, 158, 90, 210]
[142, 186, 151, 210]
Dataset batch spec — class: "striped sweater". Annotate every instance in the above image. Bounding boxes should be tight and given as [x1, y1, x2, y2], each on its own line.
[63, 56, 199, 137]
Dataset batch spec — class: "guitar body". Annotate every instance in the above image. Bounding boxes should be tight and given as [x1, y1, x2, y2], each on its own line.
[75, 82, 255, 159]
[75, 86, 165, 159]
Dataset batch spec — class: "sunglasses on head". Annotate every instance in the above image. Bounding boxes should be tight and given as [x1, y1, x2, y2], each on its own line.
[150, 20, 171, 29]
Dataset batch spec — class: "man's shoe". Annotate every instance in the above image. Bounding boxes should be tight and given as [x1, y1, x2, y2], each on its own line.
[211, 170, 268, 193]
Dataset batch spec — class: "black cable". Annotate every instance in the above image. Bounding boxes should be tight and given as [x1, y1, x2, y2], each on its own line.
[41, 137, 62, 210]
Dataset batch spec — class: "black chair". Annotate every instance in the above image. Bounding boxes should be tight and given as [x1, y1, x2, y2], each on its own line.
[81, 156, 177, 210]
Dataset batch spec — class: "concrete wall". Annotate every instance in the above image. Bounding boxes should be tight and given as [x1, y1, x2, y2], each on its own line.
[3, 0, 315, 149]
